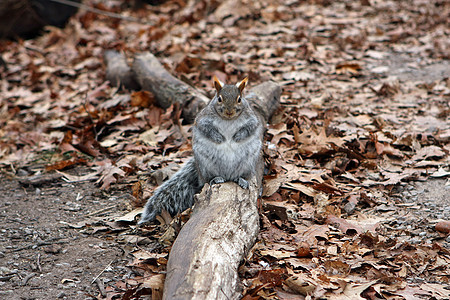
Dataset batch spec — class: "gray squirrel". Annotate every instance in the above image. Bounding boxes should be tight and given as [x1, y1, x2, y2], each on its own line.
[139, 76, 264, 224]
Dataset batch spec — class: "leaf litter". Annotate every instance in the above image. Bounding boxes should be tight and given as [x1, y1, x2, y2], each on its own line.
[0, 0, 449, 299]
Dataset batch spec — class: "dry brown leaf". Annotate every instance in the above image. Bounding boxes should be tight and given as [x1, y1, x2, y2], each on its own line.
[326, 215, 363, 235]
[335, 62, 362, 75]
[296, 224, 329, 245]
[333, 280, 378, 300]
[114, 208, 144, 223]
[285, 274, 318, 296]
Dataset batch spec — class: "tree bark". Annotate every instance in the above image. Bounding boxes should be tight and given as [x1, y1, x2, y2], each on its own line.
[163, 82, 281, 300]
[103, 50, 140, 91]
[132, 52, 209, 123]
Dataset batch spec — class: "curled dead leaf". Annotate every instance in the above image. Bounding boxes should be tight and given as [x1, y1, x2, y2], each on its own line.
[114, 208, 143, 223]
[285, 274, 317, 296]
[435, 221, 450, 234]
[326, 214, 362, 236]
[130, 90, 154, 108]
[336, 62, 362, 75]
[45, 157, 86, 171]
[296, 242, 311, 257]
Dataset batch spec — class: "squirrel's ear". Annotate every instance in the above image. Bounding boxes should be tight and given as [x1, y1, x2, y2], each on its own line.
[213, 75, 224, 92]
[236, 77, 248, 93]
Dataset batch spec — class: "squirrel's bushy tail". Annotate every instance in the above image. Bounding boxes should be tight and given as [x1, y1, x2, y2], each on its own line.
[139, 158, 201, 224]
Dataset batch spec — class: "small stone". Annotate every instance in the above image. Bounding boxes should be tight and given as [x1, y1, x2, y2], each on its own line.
[343, 201, 356, 214]
[17, 169, 30, 176]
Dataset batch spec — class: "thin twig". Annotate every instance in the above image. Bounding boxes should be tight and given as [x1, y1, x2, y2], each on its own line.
[24, 45, 45, 55]
[49, 0, 151, 24]
[95, 278, 107, 297]
[11, 240, 67, 253]
[10, 163, 16, 174]
[91, 260, 114, 284]
[21, 273, 35, 286]
[83, 96, 98, 139]
[84, 204, 117, 217]
[37, 253, 42, 272]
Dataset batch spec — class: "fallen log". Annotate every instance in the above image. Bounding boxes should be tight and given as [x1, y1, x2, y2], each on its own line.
[103, 50, 140, 91]
[103, 51, 209, 123]
[132, 52, 209, 123]
[164, 81, 281, 299]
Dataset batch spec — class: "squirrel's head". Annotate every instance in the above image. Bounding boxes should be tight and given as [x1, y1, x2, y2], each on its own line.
[212, 76, 248, 120]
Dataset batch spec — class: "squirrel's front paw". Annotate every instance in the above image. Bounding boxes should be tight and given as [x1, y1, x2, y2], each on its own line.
[236, 177, 249, 189]
[210, 177, 225, 185]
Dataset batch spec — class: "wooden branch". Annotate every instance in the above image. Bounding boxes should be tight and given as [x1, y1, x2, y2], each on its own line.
[163, 82, 281, 299]
[132, 52, 209, 123]
[164, 179, 261, 299]
[103, 50, 140, 91]
[246, 81, 282, 123]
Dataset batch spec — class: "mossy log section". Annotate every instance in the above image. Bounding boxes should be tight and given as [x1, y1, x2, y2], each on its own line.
[164, 81, 281, 300]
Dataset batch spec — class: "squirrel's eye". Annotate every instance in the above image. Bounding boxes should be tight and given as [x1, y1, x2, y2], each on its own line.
[217, 95, 223, 103]
[237, 96, 241, 103]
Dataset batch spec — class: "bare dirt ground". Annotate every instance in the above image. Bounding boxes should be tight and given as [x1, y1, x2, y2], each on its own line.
[0, 173, 131, 299]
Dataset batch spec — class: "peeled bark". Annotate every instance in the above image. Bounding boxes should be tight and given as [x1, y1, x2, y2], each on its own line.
[163, 82, 281, 299]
